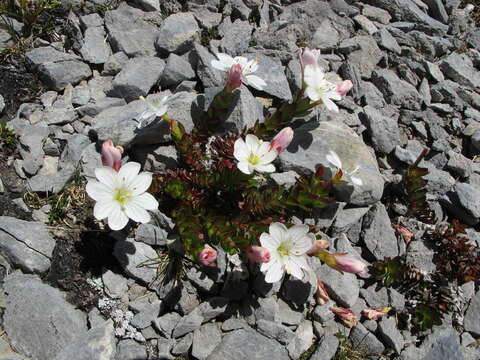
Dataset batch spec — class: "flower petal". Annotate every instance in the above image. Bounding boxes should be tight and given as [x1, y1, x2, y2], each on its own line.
[118, 162, 141, 188]
[95, 166, 118, 188]
[269, 222, 287, 243]
[130, 172, 153, 196]
[233, 138, 249, 161]
[237, 161, 252, 175]
[253, 164, 276, 173]
[211, 53, 234, 71]
[94, 201, 119, 220]
[287, 224, 309, 241]
[322, 96, 339, 112]
[264, 259, 284, 283]
[285, 257, 305, 280]
[245, 74, 267, 90]
[86, 180, 114, 202]
[326, 151, 342, 169]
[258, 150, 278, 165]
[245, 134, 260, 151]
[260, 232, 280, 249]
[124, 201, 151, 223]
[107, 206, 129, 231]
[290, 234, 315, 255]
[305, 86, 321, 102]
[133, 192, 159, 211]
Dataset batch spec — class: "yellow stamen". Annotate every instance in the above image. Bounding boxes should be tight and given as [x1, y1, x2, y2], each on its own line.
[113, 188, 132, 206]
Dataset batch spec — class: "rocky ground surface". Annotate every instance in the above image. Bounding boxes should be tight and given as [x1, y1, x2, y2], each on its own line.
[0, 0, 480, 359]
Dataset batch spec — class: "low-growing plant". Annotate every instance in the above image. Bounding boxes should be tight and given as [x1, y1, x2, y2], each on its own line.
[0, 122, 17, 152]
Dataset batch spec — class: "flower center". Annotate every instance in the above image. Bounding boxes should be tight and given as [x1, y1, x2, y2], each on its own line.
[248, 153, 261, 165]
[277, 242, 290, 258]
[113, 188, 132, 206]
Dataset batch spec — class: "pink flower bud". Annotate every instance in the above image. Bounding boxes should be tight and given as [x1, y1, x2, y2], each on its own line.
[199, 245, 217, 266]
[226, 63, 243, 92]
[246, 246, 271, 263]
[315, 250, 368, 275]
[307, 239, 330, 255]
[335, 80, 353, 96]
[330, 307, 358, 327]
[315, 278, 330, 305]
[101, 140, 123, 171]
[300, 48, 321, 69]
[362, 307, 391, 320]
[269, 127, 294, 153]
[393, 224, 414, 244]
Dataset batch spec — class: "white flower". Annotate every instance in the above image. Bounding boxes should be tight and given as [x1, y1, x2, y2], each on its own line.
[326, 150, 363, 186]
[260, 222, 314, 283]
[304, 66, 342, 112]
[86, 162, 159, 231]
[137, 95, 169, 126]
[234, 134, 278, 175]
[211, 53, 267, 90]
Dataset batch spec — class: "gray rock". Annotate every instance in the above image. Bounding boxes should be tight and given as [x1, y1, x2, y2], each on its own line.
[245, 53, 292, 101]
[400, 326, 464, 360]
[423, 0, 449, 23]
[172, 332, 193, 355]
[221, 318, 247, 332]
[361, 105, 401, 154]
[114, 238, 158, 284]
[0, 94, 5, 114]
[129, 294, 162, 329]
[361, 203, 399, 260]
[135, 223, 168, 246]
[206, 328, 290, 360]
[425, 61, 445, 83]
[375, 28, 402, 54]
[218, 18, 252, 55]
[287, 320, 314, 360]
[198, 297, 229, 322]
[160, 53, 196, 88]
[18, 124, 49, 175]
[157, 337, 175, 359]
[255, 297, 278, 322]
[155, 12, 199, 55]
[25, 46, 91, 91]
[79, 13, 103, 29]
[54, 320, 116, 360]
[371, 69, 421, 110]
[192, 323, 222, 360]
[444, 183, 480, 225]
[446, 151, 473, 178]
[77, 97, 126, 117]
[276, 298, 303, 326]
[363, 4, 392, 24]
[332, 206, 370, 237]
[105, 4, 158, 57]
[311, 334, 339, 360]
[186, 267, 218, 294]
[114, 339, 147, 360]
[353, 14, 378, 35]
[311, 19, 341, 51]
[365, 0, 448, 33]
[163, 91, 203, 133]
[278, 121, 384, 206]
[313, 301, 336, 324]
[314, 263, 359, 308]
[4, 272, 88, 360]
[464, 290, 480, 336]
[173, 308, 204, 338]
[153, 312, 181, 338]
[190, 5, 222, 30]
[360, 284, 405, 310]
[110, 57, 165, 102]
[80, 26, 111, 64]
[257, 319, 295, 345]
[60, 133, 91, 167]
[378, 317, 404, 353]
[350, 323, 385, 354]
[440, 52, 480, 89]
[193, 43, 225, 88]
[27, 164, 76, 194]
[406, 240, 436, 273]
[103, 52, 129, 76]
[341, 35, 384, 79]
[102, 270, 128, 299]
[0, 217, 55, 274]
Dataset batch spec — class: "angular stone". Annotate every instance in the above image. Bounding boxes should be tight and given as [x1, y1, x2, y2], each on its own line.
[79, 13, 103, 29]
[0, 217, 55, 274]
[172, 332, 193, 355]
[257, 319, 295, 345]
[114, 238, 158, 284]
[464, 290, 480, 336]
[349, 323, 385, 354]
[375, 28, 402, 54]
[206, 328, 290, 360]
[54, 320, 116, 360]
[278, 121, 384, 206]
[314, 263, 359, 308]
[361, 203, 399, 260]
[353, 14, 378, 35]
[80, 26, 111, 64]
[105, 4, 158, 57]
[371, 69, 421, 110]
[218, 18, 252, 55]
[342, 35, 384, 79]
[155, 12, 199, 55]
[102, 270, 128, 299]
[311, 334, 339, 360]
[287, 320, 314, 360]
[363, 4, 392, 24]
[103, 52, 129, 76]
[110, 57, 165, 102]
[361, 105, 400, 155]
[160, 53, 196, 87]
[114, 339, 147, 360]
[153, 312, 181, 338]
[129, 294, 162, 329]
[173, 308, 204, 338]
[440, 52, 480, 89]
[444, 183, 480, 225]
[378, 317, 405, 354]
[192, 323, 222, 360]
[135, 223, 168, 246]
[193, 43, 225, 88]
[27, 165, 76, 194]
[4, 272, 88, 360]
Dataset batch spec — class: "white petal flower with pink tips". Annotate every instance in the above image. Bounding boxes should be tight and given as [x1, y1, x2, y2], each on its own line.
[211, 53, 267, 90]
[86, 162, 159, 231]
[233, 134, 278, 175]
[259, 222, 315, 283]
